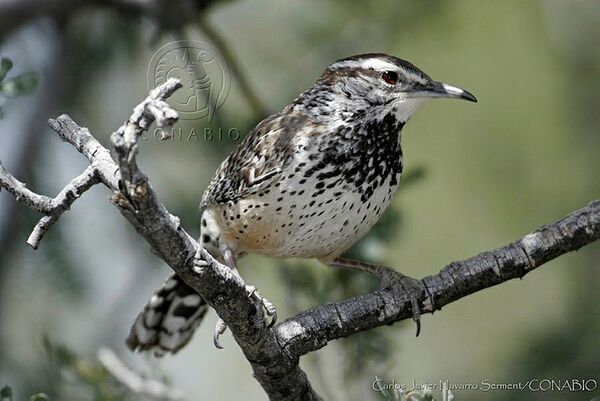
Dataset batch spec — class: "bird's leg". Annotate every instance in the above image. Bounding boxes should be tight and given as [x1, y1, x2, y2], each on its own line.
[212, 248, 277, 349]
[329, 257, 428, 336]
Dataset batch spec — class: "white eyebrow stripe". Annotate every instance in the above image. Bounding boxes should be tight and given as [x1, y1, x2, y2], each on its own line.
[330, 58, 398, 71]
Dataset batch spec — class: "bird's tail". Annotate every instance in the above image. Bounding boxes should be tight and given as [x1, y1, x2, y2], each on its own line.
[126, 273, 209, 357]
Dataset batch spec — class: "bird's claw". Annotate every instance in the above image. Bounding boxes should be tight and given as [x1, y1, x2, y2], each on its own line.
[383, 272, 426, 337]
[213, 317, 227, 349]
[212, 286, 277, 350]
[246, 285, 278, 327]
[192, 251, 210, 273]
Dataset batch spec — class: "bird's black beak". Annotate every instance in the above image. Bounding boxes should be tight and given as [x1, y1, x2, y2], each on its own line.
[412, 81, 477, 102]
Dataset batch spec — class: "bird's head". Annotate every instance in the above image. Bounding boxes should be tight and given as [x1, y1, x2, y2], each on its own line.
[305, 53, 476, 124]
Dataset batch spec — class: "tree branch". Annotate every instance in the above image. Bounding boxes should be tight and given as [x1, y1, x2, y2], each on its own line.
[275, 200, 600, 357]
[0, 162, 100, 249]
[26, 166, 100, 249]
[0, 163, 58, 214]
[0, 78, 598, 401]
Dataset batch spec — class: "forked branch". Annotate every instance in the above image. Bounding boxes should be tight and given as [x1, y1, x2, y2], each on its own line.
[0, 162, 100, 248]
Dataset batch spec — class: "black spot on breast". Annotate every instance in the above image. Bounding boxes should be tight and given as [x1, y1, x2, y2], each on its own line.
[309, 113, 404, 202]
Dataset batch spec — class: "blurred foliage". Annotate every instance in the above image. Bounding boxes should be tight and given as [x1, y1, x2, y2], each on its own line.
[59, 11, 143, 109]
[1, 386, 13, 401]
[488, 260, 600, 401]
[0, 57, 38, 118]
[41, 337, 136, 401]
[3, 337, 175, 401]
[40, 226, 88, 301]
[1, 385, 49, 401]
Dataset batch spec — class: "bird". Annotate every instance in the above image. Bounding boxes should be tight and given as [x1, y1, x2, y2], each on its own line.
[126, 53, 477, 356]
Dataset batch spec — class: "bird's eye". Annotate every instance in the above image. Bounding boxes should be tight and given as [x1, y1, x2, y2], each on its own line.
[381, 71, 398, 85]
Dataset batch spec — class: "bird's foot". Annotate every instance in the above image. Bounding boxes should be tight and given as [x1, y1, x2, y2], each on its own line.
[212, 285, 277, 349]
[246, 285, 278, 327]
[330, 258, 429, 337]
[380, 269, 426, 337]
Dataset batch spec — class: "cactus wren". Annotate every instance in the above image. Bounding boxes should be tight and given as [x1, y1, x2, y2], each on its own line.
[127, 53, 477, 355]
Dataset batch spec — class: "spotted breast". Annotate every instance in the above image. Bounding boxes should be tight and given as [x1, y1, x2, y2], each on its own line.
[200, 109, 404, 263]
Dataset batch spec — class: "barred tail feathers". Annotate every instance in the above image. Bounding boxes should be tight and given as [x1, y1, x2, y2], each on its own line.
[126, 273, 209, 356]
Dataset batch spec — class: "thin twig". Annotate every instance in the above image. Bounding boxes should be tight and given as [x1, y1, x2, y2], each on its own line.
[98, 348, 184, 401]
[0, 162, 100, 249]
[0, 162, 56, 213]
[27, 166, 99, 248]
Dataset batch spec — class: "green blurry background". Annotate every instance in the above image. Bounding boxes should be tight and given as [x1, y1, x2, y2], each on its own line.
[0, 0, 598, 400]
